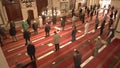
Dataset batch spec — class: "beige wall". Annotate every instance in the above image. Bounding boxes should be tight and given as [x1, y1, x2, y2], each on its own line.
[0, 47, 9, 68]
[0, 1, 8, 25]
[115, 10, 120, 31]
[111, 0, 120, 9]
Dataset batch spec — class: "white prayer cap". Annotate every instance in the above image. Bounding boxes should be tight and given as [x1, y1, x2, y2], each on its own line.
[98, 36, 101, 38]
[39, 16, 41, 18]
[74, 49, 77, 52]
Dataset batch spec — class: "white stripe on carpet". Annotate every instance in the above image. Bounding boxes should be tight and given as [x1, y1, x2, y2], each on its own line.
[37, 51, 54, 60]
[7, 45, 25, 52]
[32, 37, 45, 43]
[60, 41, 72, 48]
[81, 56, 94, 67]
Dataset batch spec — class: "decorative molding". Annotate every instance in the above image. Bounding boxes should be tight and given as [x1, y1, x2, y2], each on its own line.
[20, 0, 34, 8]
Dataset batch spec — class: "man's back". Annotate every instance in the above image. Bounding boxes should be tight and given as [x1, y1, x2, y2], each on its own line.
[54, 33, 60, 44]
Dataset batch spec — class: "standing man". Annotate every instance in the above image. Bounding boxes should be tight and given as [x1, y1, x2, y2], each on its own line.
[42, 15, 46, 25]
[81, 13, 85, 24]
[61, 17, 65, 31]
[108, 19, 113, 30]
[9, 20, 15, 28]
[0, 25, 7, 39]
[72, 15, 77, 27]
[32, 20, 38, 34]
[90, 10, 94, 21]
[100, 20, 106, 35]
[27, 16, 31, 28]
[9, 26, 17, 42]
[22, 20, 29, 31]
[94, 36, 101, 56]
[52, 16, 57, 25]
[72, 8, 75, 17]
[107, 27, 115, 45]
[45, 23, 51, 37]
[73, 49, 82, 68]
[84, 21, 90, 35]
[53, 31, 61, 51]
[27, 42, 36, 61]
[38, 16, 43, 28]
[71, 26, 77, 42]
[95, 16, 99, 30]
[23, 30, 31, 45]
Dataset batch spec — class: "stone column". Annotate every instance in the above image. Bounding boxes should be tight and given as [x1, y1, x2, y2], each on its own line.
[115, 10, 120, 30]
[0, 47, 9, 68]
[0, 1, 8, 25]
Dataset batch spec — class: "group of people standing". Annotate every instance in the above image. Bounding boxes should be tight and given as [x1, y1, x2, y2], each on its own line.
[0, 3, 118, 68]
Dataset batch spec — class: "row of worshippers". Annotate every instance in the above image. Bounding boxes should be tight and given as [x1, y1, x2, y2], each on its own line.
[16, 6, 116, 68]
[71, 4, 118, 25]
[23, 4, 117, 68]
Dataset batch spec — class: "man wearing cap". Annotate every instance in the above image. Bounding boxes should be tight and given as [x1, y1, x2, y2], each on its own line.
[84, 21, 89, 35]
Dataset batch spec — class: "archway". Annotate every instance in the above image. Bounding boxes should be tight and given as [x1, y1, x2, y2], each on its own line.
[27, 10, 34, 20]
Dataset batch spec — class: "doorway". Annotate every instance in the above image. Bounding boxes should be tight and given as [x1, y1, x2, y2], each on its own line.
[28, 10, 34, 20]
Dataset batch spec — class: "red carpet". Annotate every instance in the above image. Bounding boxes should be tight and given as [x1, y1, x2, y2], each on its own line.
[84, 38, 120, 68]
[1, 14, 105, 68]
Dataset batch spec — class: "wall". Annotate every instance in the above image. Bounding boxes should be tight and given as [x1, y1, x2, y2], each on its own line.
[20, 1, 38, 20]
[111, 0, 120, 9]
[0, 1, 8, 25]
[115, 10, 120, 31]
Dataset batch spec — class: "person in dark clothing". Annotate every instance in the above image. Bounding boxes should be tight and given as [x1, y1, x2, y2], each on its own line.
[32, 21, 38, 34]
[90, 5, 93, 11]
[97, 4, 100, 9]
[111, 6, 114, 11]
[79, 8, 82, 14]
[27, 43, 36, 61]
[10, 20, 15, 28]
[27, 16, 31, 28]
[9, 27, 17, 42]
[108, 19, 113, 30]
[45, 23, 51, 37]
[90, 10, 94, 20]
[73, 49, 82, 68]
[114, 9, 118, 19]
[107, 5, 111, 14]
[81, 13, 85, 24]
[95, 16, 99, 30]
[100, 20, 106, 35]
[23, 30, 31, 45]
[52, 16, 57, 25]
[61, 17, 65, 31]
[87, 8, 90, 17]
[110, 12, 114, 19]
[42, 15, 46, 25]
[72, 8, 75, 17]
[71, 26, 77, 42]
[107, 27, 115, 45]
[0, 26, 7, 39]
[0, 36, 3, 46]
